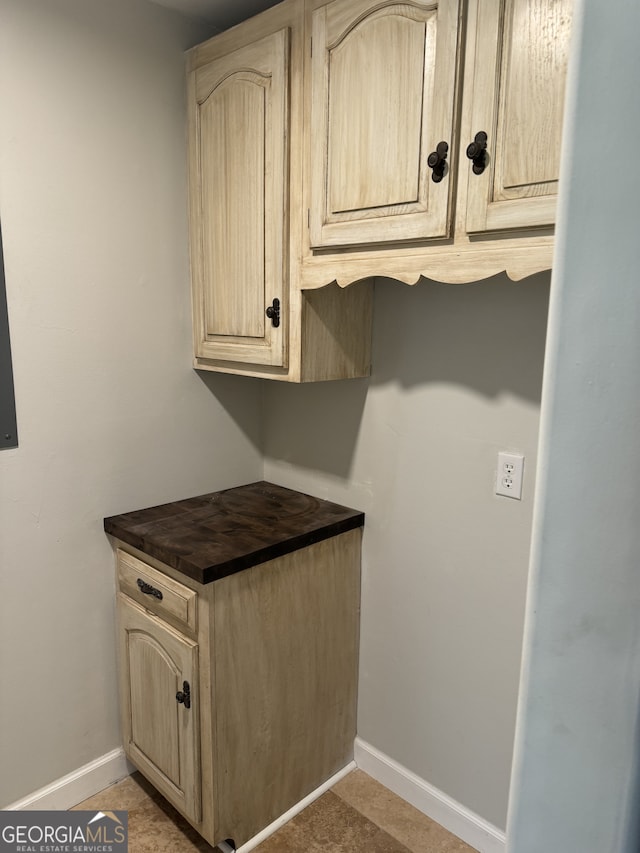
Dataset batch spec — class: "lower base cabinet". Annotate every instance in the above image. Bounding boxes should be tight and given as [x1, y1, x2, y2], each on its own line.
[113, 525, 361, 849]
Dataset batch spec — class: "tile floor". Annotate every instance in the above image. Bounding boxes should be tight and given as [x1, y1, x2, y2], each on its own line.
[74, 769, 477, 853]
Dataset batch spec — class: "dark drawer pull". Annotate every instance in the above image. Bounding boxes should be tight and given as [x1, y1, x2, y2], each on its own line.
[136, 578, 163, 600]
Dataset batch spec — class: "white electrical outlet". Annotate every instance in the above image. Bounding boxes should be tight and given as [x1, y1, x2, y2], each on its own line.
[496, 452, 524, 499]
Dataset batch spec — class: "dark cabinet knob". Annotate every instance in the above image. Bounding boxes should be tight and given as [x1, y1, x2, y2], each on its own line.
[176, 681, 191, 709]
[466, 131, 488, 175]
[427, 141, 449, 183]
[266, 298, 280, 328]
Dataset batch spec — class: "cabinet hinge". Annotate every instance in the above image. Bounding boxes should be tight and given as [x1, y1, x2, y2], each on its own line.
[310, 37, 313, 57]
[307, 208, 310, 229]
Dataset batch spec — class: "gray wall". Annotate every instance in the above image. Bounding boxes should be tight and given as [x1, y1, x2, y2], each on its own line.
[507, 0, 640, 849]
[0, 0, 262, 807]
[264, 274, 550, 829]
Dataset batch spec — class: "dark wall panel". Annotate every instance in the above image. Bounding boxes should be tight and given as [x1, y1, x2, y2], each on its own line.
[0, 220, 18, 449]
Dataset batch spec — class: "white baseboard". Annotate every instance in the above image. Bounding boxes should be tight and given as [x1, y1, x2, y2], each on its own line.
[354, 738, 506, 853]
[235, 761, 356, 853]
[5, 748, 133, 811]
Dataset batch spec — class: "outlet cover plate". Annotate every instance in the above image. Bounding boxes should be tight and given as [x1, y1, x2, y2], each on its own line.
[496, 452, 524, 499]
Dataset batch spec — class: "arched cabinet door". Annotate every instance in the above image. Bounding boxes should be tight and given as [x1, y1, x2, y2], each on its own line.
[309, 0, 460, 249]
[117, 595, 200, 823]
[463, 0, 573, 233]
[188, 29, 289, 368]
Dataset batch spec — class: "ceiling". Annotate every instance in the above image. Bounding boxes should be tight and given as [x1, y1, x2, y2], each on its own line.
[148, 0, 281, 30]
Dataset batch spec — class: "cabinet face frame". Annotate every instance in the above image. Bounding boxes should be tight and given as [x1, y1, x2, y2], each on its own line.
[117, 594, 202, 824]
[188, 29, 290, 368]
[309, 0, 461, 249]
[463, 0, 573, 233]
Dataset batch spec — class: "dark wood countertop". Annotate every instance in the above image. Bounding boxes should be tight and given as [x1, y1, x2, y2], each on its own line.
[104, 481, 364, 584]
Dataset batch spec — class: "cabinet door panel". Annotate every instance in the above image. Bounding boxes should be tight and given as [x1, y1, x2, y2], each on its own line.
[202, 76, 266, 339]
[189, 29, 289, 366]
[129, 634, 181, 782]
[118, 595, 201, 823]
[310, 0, 460, 248]
[328, 14, 425, 212]
[465, 0, 572, 232]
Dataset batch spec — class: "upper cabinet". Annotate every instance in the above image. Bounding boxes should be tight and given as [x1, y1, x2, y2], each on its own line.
[302, 0, 573, 288]
[188, 30, 289, 368]
[309, 0, 460, 248]
[186, 0, 573, 378]
[187, 0, 373, 382]
[464, 0, 573, 233]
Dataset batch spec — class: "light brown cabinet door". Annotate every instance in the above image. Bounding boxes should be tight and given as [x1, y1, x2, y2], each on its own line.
[309, 0, 460, 249]
[118, 595, 201, 823]
[464, 0, 573, 233]
[188, 29, 289, 367]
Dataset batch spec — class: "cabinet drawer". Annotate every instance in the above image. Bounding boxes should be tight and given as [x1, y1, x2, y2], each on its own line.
[117, 550, 197, 634]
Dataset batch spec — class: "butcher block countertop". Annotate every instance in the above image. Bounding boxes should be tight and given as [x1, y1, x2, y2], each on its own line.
[103, 480, 364, 584]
